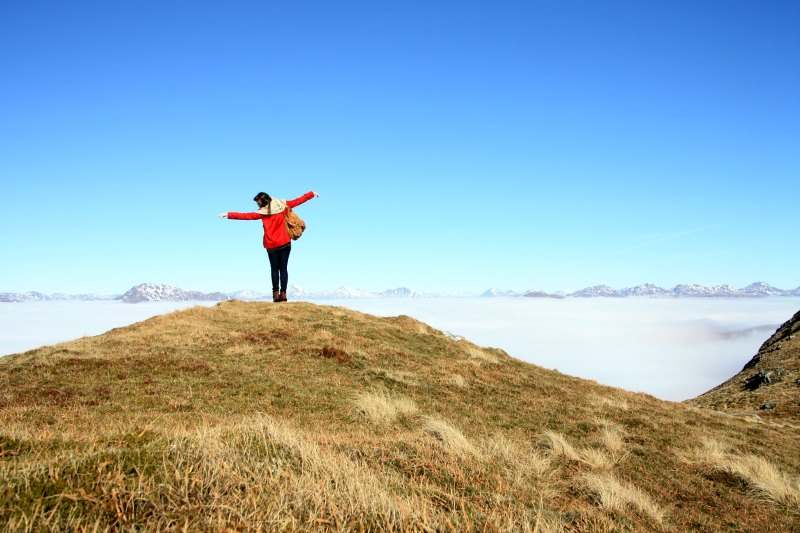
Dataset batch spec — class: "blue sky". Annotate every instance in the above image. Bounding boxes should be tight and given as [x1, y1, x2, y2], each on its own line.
[1, 1, 798, 294]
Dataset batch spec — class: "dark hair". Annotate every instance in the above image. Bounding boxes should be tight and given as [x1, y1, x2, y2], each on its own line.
[253, 192, 271, 208]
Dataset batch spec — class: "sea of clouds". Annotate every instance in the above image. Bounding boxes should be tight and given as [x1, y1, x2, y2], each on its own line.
[2, 297, 798, 401]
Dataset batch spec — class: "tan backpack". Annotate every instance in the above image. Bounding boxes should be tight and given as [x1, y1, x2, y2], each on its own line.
[284, 206, 306, 240]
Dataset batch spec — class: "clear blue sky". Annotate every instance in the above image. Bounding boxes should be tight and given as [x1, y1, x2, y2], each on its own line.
[1, 1, 798, 294]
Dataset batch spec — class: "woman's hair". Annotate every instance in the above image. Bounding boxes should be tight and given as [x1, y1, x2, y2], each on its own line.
[253, 192, 271, 208]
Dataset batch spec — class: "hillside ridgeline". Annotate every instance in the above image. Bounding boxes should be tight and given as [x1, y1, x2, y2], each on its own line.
[691, 310, 800, 421]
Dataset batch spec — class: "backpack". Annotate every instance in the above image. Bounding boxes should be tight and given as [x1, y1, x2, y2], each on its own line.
[284, 206, 306, 240]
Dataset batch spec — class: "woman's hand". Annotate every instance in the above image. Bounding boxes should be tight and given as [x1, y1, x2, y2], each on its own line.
[218, 212, 228, 219]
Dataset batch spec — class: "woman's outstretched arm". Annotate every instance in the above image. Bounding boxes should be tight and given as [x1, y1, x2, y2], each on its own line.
[224, 211, 265, 220]
[286, 191, 318, 208]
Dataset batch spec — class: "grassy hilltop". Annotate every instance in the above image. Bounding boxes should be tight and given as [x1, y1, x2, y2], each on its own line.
[1, 301, 799, 531]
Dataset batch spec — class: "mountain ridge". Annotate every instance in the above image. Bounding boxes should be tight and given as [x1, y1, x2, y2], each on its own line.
[3, 281, 800, 303]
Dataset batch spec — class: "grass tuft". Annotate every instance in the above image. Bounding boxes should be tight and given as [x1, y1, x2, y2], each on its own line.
[353, 390, 418, 425]
[540, 431, 612, 470]
[583, 472, 666, 524]
[684, 438, 800, 509]
[423, 416, 480, 458]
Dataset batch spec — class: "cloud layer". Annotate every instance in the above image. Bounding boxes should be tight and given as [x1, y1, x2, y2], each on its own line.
[2, 298, 798, 401]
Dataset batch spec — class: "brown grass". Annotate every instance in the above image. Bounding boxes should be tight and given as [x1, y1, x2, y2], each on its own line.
[319, 345, 352, 363]
[446, 373, 467, 388]
[371, 367, 419, 387]
[590, 393, 630, 411]
[458, 340, 501, 364]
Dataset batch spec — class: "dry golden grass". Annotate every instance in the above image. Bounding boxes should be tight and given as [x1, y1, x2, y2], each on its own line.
[599, 426, 625, 454]
[580, 448, 614, 470]
[353, 390, 418, 425]
[458, 340, 500, 364]
[446, 373, 467, 388]
[683, 437, 800, 510]
[583, 472, 666, 524]
[481, 433, 552, 480]
[229, 416, 427, 525]
[481, 432, 518, 463]
[422, 416, 481, 458]
[0, 415, 434, 531]
[590, 393, 630, 411]
[1, 301, 799, 531]
[595, 418, 626, 458]
[539, 431, 613, 470]
[540, 430, 582, 461]
[725, 455, 800, 509]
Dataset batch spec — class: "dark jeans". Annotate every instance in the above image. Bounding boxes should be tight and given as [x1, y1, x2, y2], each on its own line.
[267, 245, 291, 292]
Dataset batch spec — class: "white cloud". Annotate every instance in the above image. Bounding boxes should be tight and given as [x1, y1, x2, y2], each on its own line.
[0, 301, 217, 356]
[302, 297, 798, 401]
[2, 298, 798, 401]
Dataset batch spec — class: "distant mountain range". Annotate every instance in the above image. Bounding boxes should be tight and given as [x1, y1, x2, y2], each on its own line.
[0, 284, 432, 303]
[0, 291, 115, 303]
[2, 281, 799, 303]
[483, 282, 800, 298]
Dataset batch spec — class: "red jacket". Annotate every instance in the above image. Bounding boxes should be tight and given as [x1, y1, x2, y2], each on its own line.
[228, 191, 315, 250]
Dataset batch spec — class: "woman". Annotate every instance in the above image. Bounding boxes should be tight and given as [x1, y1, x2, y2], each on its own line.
[219, 191, 318, 302]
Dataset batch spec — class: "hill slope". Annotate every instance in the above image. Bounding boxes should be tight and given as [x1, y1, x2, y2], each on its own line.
[691, 310, 800, 421]
[1, 301, 798, 531]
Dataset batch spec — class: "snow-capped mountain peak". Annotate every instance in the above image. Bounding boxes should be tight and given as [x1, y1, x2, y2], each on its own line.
[118, 283, 230, 303]
[481, 288, 522, 297]
[671, 284, 737, 297]
[739, 282, 786, 297]
[569, 285, 620, 297]
[617, 283, 670, 297]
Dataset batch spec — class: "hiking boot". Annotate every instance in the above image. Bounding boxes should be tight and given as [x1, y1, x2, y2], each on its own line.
[279, 290, 287, 302]
[272, 290, 280, 302]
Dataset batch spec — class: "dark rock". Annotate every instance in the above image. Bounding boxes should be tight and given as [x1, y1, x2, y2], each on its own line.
[759, 401, 776, 410]
[743, 369, 784, 391]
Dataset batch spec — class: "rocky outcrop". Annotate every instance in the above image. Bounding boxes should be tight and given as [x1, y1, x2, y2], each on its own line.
[743, 369, 784, 391]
